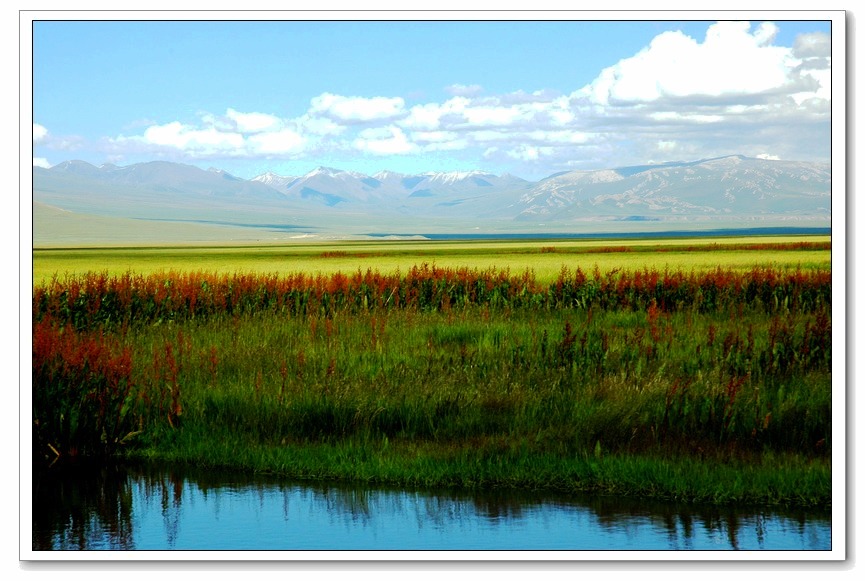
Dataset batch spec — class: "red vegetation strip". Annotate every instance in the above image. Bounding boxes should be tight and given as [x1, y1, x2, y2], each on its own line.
[33, 264, 831, 330]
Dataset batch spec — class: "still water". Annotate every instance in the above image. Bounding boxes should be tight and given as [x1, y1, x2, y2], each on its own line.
[31, 463, 831, 552]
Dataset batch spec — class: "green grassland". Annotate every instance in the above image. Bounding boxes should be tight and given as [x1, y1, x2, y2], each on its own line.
[33, 234, 831, 284]
[31, 234, 834, 507]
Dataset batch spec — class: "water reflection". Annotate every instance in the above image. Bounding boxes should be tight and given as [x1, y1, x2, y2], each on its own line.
[32, 463, 136, 550]
[31, 462, 831, 552]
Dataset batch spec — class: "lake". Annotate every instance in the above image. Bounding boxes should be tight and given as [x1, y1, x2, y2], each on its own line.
[30, 462, 832, 555]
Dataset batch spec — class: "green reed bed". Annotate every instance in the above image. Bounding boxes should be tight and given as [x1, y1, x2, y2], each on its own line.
[32, 264, 832, 507]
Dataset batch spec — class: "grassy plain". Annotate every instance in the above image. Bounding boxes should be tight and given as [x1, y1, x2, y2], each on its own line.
[32, 234, 831, 284]
[31, 234, 833, 507]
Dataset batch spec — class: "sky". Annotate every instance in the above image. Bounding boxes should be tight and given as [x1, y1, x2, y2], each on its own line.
[30, 17, 833, 181]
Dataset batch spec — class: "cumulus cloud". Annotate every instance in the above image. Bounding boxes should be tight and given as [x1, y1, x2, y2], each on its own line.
[794, 32, 831, 58]
[33, 125, 84, 152]
[579, 21, 806, 105]
[247, 129, 305, 155]
[649, 112, 723, 124]
[33, 123, 48, 143]
[462, 104, 531, 127]
[33, 157, 51, 168]
[525, 130, 591, 145]
[226, 108, 283, 133]
[400, 98, 469, 131]
[538, 20, 832, 171]
[399, 93, 575, 136]
[353, 126, 417, 155]
[410, 130, 460, 144]
[296, 115, 345, 136]
[91, 21, 829, 173]
[110, 116, 310, 159]
[143, 122, 245, 154]
[198, 113, 235, 133]
[422, 138, 469, 152]
[309, 93, 406, 122]
[503, 145, 555, 162]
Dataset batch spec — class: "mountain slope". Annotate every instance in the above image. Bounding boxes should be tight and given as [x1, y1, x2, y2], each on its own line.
[515, 155, 831, 221]
[33, 160, 302, 223]
[32, 155, 832, 238]
[248, 167, 532, 209]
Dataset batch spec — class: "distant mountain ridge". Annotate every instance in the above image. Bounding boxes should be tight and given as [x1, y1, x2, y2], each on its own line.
[33, 155, 831, 236]
[247, 166, 530, 206]
[516, 155, 831, 220]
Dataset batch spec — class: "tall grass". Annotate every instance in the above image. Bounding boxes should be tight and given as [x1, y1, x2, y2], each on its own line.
[31, 264, 832, 506]
[33, 264, 830, 330]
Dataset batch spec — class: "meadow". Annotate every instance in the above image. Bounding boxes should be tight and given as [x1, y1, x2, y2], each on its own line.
[31, 235, 833, 507]
[32, 235, 831, 284]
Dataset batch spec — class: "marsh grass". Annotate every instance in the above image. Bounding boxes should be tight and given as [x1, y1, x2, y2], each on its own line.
[32, 262, 832, 506]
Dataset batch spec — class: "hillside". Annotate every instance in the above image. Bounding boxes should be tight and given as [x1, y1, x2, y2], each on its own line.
[32, 155, 831, 242]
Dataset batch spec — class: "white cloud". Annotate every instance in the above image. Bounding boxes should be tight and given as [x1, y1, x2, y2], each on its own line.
[469, 130, 511, 143]
[752, 21, 779, 46]
[310, 93, 406, 122]
[756, 153, 780, 160]
[226, 108, 282, 133]
[509, 146, 540, 161]
[410, 130, 460, 144]
[649, 112, 724, 124]
[546, 97, 576, 125]
[296, 115, 345, 136]
[353, 126, 417, 155]
[463, 105, 530, 127]
[198, 113, 235, 132]
[793, 67, 830, 104]
[504, 145, 555, 162]
[402, 131, 465, 152]
[794, 32, 831, 58]
[401, 94, 576, 136]
[33, 123, 48, 143]
[142, 122, 245, 154]
[248, 129, 305, 155]
[525, 130, 591, 144]
[499, 89, 561, 105]
[93, 22, 829, 173]
[445, 84, 483, 97]
[421, 139, 468, 152]
[33, 157, 51, 168]
[580, 21, 802, 105]
[48, 135, 85, 151]
[400, 98, 469, 131]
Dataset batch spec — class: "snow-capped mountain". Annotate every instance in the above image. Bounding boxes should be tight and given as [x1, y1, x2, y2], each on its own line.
[515, 155, 831, 220]
[246, 167, 530, 206]
[251, 171, 298, 189]
[33, 155, 831, 239]
[420, 170, 495, 186]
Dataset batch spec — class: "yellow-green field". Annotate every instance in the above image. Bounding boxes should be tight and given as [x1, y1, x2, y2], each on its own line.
[31, 235, 831, 285]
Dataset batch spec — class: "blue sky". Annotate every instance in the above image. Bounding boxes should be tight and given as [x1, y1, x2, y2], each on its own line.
[31, 18, 833, 180]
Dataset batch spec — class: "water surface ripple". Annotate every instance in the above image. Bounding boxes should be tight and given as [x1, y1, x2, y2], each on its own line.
[31, 463, 831, 552]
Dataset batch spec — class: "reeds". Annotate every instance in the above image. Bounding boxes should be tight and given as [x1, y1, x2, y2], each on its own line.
[31, 264, 832, 505]
[32, 318, 135, 462]
[33, 265, 830, 330]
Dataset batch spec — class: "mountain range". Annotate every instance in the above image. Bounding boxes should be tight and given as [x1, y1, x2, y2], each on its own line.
[32, 155, 832, 242]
